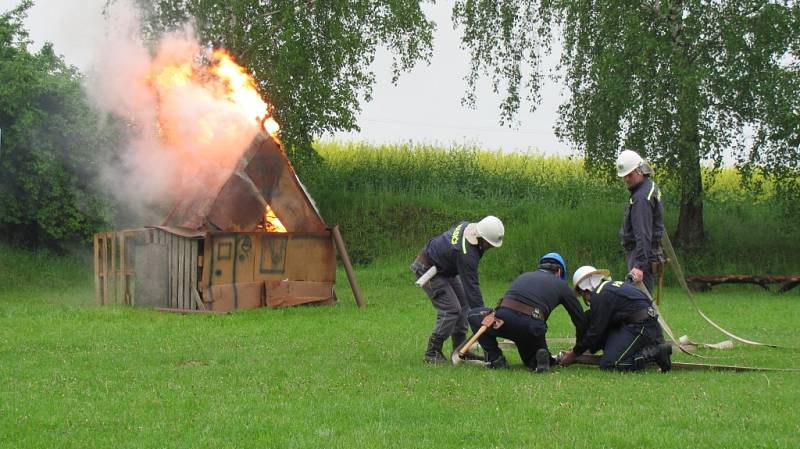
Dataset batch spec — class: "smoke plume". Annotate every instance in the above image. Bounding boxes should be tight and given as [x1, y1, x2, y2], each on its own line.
[87, 1, 265, 226]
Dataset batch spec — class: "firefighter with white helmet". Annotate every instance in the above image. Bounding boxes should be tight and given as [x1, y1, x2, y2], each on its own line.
[616, 150, 665, 292]
[411, 216, 504, 364]
[558, 265, 672, 372]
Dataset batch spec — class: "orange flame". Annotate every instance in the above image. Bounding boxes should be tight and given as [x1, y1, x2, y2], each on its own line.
[211, 51, 267, 120]
[259, 204, 287, 233]
[149, 48, 280, 141]
[154, 63, 192, 88]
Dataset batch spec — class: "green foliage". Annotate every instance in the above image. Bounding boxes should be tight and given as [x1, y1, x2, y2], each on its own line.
[302, 141, 625, 270]
[452, 0, 800, 243]
[131, 0, 435, 155]
[0, 3, 115, 249]
[1, 249, 799, 448]
[0, 243, 90, 293]
[301, 141, 799, 278]
[308, 141, 621, 205]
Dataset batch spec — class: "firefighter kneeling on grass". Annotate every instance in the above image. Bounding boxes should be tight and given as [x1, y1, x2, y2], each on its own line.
[559, 266, 672, 372]
[411, 216, 504, 364]
[465, 253, 587, 371]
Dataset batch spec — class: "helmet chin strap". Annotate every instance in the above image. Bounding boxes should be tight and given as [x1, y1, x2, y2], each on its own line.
[588, 274, 604, 290]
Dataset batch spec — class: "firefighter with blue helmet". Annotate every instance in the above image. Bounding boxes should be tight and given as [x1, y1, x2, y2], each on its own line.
[466, 252, 587, 371]
[559, 265, 672, 372]
[539, 252, 567, 279]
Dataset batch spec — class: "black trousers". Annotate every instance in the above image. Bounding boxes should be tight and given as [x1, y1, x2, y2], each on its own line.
[467, 306, 548, 368]
[598, 318, 663, 371]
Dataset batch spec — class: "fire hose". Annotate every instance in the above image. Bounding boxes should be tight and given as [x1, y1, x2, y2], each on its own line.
[661, 233, 791, 349]
[570, 353, 800, 372]
[626, 272, 719, 359]
[552, 259, 798, 370]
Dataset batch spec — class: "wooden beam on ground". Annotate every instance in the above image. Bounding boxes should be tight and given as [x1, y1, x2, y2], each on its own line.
[154, 307, 225, 314]
[686, 275, 800, 293]
[779, 279, 800, 294]
[331, 225, 364, 308]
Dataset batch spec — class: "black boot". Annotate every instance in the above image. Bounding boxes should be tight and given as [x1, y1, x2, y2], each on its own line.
[534, 348, 551, 373]
[652, 343, 672, 372]
[634, 343, 672, 372]
[487, 354, 509, 369]
[451, 333, 483, 361]
[423, 334, 448, 364]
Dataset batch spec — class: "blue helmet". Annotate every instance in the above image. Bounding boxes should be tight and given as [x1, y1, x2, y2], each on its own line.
[539, 252, 567, 280]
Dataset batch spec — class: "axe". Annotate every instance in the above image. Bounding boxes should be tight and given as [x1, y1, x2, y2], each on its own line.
[451, 311, 501, 365]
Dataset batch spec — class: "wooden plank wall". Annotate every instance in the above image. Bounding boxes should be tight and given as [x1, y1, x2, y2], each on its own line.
[94, 233, 102, 304]
[189, 237, 198, 309]
[205, 232, 335, 290]
[103, 233, 110, 304]
[95, 231, 127, 305]
[163, 229, 198, 310]
[94, 229, 199, 309]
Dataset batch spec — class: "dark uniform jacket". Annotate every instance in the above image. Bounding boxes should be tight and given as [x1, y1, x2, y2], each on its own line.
[424, 221, 485, 307]
[620, 177, 665, 270]
[504, 270, 587, 336]
[573, 280, 655, 355]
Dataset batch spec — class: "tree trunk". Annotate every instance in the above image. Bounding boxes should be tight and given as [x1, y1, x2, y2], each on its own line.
[675, 139, 705, 246]
[673, 67, 705, 246]
[671, 0, 705, 247]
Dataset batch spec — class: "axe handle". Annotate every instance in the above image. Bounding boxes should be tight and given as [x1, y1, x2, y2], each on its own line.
[458, 325, 488, 357]
[415, 266, 438, 287]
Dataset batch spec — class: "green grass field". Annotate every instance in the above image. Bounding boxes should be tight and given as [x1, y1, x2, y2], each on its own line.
[2, 249, 799, 449]
[2, 140, 800, 448]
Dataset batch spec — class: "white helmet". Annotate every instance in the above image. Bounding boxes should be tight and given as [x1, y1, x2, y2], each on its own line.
[573, 265, 611, 292]
[616, 150, 644, 177]
[476, 215, 504, 247]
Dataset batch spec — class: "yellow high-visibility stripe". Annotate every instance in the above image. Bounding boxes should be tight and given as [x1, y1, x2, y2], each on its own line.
[647, 182, 656, 201]
[615, 328, 643, 366]
[462, 234, 467, 254]
[596, 280, 612, 293]
[451, 223, 463, 245]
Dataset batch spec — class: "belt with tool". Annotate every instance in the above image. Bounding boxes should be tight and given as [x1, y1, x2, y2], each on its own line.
[414, 252, 433, 267]
[499, 297, 545, 321]
[413, 252, 438, 287]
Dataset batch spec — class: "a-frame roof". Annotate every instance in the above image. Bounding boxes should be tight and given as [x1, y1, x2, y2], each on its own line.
[162, 132, 326, 233]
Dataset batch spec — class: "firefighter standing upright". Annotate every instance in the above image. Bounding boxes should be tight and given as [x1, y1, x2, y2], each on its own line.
[411, 216, 504, 364]
[616, 150, 665, 292]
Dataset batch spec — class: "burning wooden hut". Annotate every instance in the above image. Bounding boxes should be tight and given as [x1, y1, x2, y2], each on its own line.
[93, 132, 362, 312]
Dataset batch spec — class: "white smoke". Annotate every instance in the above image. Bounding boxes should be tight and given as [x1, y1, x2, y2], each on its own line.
[87, 0, 260, 226]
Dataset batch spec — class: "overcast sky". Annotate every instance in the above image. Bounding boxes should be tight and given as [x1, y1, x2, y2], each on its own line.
[1, 0, 570, 155]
